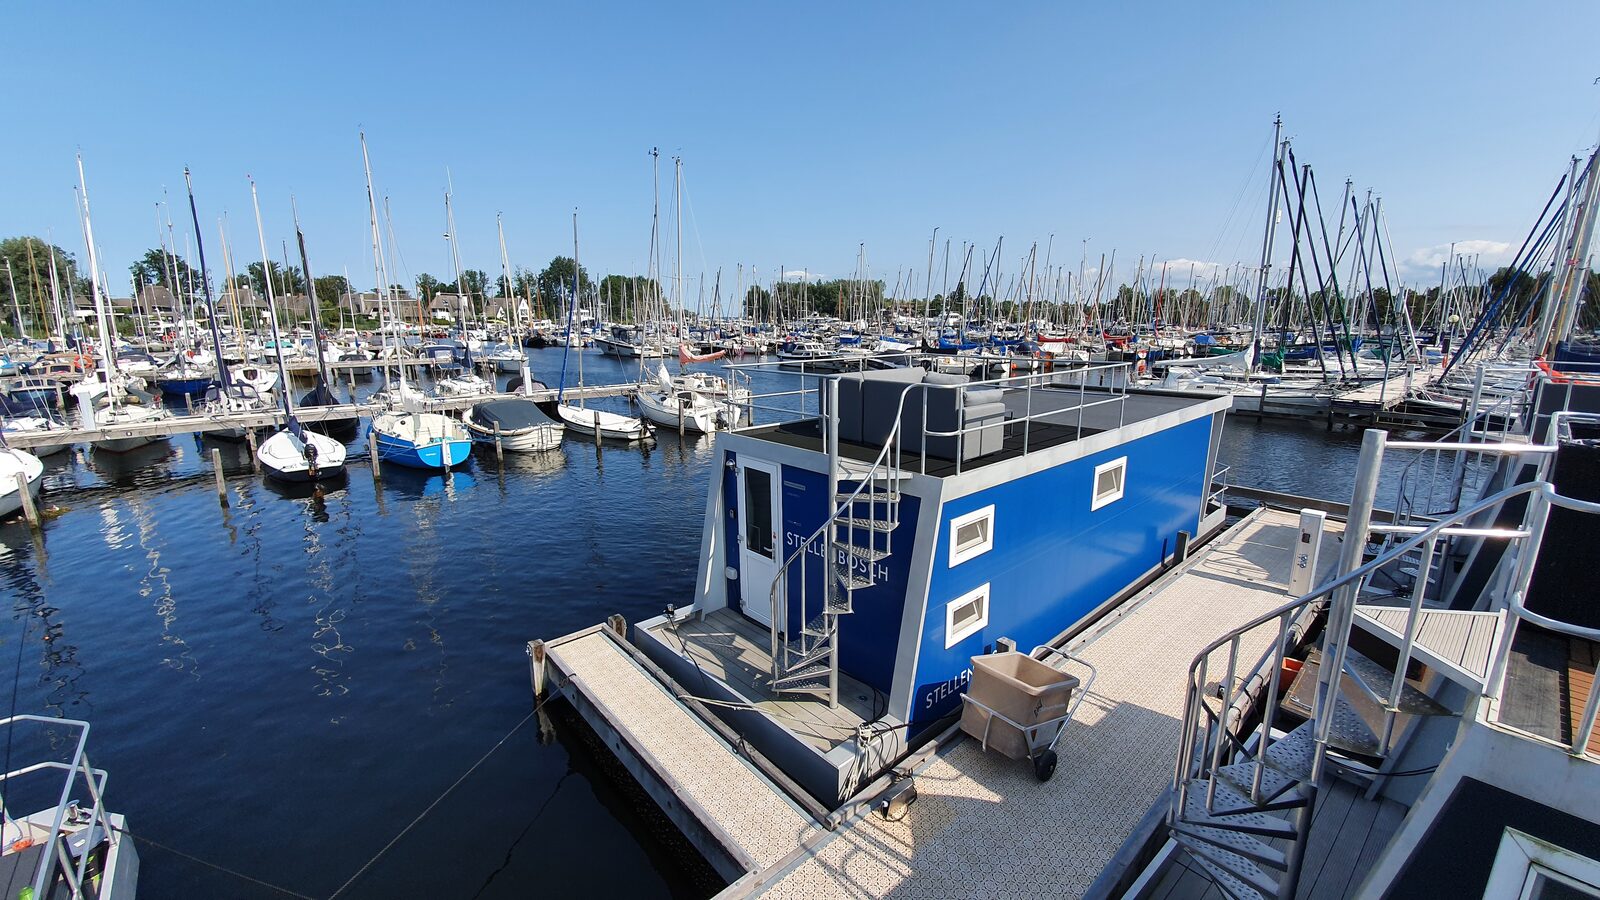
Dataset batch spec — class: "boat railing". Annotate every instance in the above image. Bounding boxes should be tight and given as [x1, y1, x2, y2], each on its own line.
[725, 353, 1134, 476]
[1208, 464, 1232, 510]
[1172, 431, 1600, 897]
[0, 715, 119, 899]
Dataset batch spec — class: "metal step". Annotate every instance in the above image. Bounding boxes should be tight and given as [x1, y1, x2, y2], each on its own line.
[1214, 758, 1304, 807]
[772, 664, 831, 692]
[1180, 786, 1298, 839]
[835, 461, 910, 481]
[1173, 834, 1274, 900]
[1258, 721, 1317, 783]
[1282, 652, 1385, 757]
[837, 542, 891, 562]
[786, 632, 832, 666]
[801, 614, 835, 639]
[835, 490, 901, 505]
[1340, 649, 1454, 717]
[833, 562, 874, 591]
[1170, 821, 1288, 871]
[834, 515, 896, 532]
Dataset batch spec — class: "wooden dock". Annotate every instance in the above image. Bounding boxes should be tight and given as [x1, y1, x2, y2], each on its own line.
[0, 382, 636, 449]
[1329, 371, 1467, 431]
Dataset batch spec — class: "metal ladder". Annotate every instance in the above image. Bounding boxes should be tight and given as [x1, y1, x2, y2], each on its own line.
[768, 379, 908, 708]
[1168, 430, 1562, 900]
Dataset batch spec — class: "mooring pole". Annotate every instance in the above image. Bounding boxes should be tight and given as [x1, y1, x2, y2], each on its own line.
[368, 429, 381, 481]
[245, 428, 260, 471]
[494, 422, 504, 463]
[14, 473, 39, 530]
[211, 447, 228, 506]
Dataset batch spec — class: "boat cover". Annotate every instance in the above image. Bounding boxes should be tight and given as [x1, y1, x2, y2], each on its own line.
[471, 399, 558, 431]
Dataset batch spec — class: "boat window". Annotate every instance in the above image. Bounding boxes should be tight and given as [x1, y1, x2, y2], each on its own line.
[1092, 457, 1127, 511]
[1485, 829, 1600, 899]
[949, 505, 995, 567]
[944, 583, 990, 648]
[743, 467, 775, 558]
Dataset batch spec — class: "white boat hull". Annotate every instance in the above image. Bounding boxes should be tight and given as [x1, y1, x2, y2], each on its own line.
[0, 449, 44, 519]
[557, 404, 651, 441]
[257, 427, 349, 482]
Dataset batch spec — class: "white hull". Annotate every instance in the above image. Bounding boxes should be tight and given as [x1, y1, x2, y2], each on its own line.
[466, 420, 564, 451]
[257, 428, 349, 481]
[557, 404, 650, 441]
[637, 391, 731, 433]
[0, 449, 43, 519]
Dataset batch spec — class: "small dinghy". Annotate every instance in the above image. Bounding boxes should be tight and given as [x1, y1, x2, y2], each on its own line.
[257, 422, 347, 482]
[0, 446, 44, 519]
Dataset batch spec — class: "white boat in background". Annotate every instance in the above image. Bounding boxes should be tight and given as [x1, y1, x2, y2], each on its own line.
[557, 403, 651, 441]
[636, 365, 739, 433]
[229, 362, 279, 396]
[2, 414, 72, 456]
[482, 344, 526, 373]
[467, 398, 564, 451]
[436, 372, 495, 397]
[0, 447, 43, 518]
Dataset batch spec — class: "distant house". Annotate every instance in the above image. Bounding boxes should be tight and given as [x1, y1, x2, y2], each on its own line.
[137, 284, 182, 312]
[222, 285, 268, 318]
[430, 292, 472, 321]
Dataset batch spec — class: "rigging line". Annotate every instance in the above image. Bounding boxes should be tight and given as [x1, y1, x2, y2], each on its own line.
[468, 769, 574, 898]
[325, 703, 543, 900]
[109, 823, 317, 900]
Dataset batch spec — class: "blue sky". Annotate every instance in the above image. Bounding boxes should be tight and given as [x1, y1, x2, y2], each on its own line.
[7, 1, 1599, 300]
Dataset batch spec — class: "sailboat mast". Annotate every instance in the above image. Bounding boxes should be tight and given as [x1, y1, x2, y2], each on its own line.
[249, 180, 296, 424]
[181, 167, 232, 392]
[1251, 114, 1285, 367]
[73, 157, 118, 385]
[292, 199, 335, 394]
[360, 132, 404, 393]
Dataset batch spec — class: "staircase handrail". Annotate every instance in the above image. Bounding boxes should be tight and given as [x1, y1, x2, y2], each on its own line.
[767, 378, 919, 677]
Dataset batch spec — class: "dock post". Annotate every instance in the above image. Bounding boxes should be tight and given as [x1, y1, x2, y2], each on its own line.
[528, 639, 546, 698]
[494, 422, 504, 463]
[677, 402, 685, 436]
[184, 394, 194, 416]
[211, 448, 228, 507]
[1257, 381, 1268, 422]
[53, 383, 64, 412]
[14, 473, 39, 530]
[368, 429, 381, 481]
[245, 428, 260, 471]
[593, 409, 602, 457]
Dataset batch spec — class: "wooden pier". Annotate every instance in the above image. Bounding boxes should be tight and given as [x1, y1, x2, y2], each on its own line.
[0, 382, 636, 449]
[1329, 371, 1465, 432]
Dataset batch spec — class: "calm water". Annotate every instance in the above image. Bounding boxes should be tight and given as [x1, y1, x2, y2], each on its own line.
[0, 351, 1425, 898]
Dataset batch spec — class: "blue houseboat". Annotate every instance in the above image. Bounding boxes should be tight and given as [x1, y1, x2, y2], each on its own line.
[629, 359, 1233, 804]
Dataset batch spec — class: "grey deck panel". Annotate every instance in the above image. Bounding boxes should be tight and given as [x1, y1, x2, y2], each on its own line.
[1355, 606, 1500, 681]
[648, 608, 877, 752]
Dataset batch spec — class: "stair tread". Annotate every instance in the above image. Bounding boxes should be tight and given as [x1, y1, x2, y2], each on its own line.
[1174, 834, 1274, 900]
[1171, 821, 1288, 871]
[1340, 648, 1455, 717]
[1282, 651, 1385, 756]
[834, 515, 896, 532]
[1180, 787, 1298, 838]
[833, 562, 873, 591]
[836, 542, 891, 562]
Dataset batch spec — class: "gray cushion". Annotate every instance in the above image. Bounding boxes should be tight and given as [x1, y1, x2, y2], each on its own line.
[964, 387, 1005, 407]
[921, 371, 969, 386]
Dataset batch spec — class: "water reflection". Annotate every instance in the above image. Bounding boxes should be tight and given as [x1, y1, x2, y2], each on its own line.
[0, 541, 88, 718]
[88, 441, 178, 488]
[131, 498, 198, 678]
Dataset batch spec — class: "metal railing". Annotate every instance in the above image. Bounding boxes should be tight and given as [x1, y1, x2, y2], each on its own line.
[0, 715, 120, 899]
[725, 353, 1134, 476]
[1172, 419, 1600, 896]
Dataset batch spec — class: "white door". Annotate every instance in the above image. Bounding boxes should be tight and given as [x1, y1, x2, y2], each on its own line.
[737, 458, 781, 627]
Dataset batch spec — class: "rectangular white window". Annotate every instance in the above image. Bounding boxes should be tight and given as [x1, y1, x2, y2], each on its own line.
[1092, 456, 1127, 511]
[1485, 829, 1600, 899]
[948, 505, 995, 567]
[945, 583, 990, 648]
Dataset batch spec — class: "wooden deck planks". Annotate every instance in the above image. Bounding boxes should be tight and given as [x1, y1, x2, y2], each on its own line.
[1567, 639, 1600, 756]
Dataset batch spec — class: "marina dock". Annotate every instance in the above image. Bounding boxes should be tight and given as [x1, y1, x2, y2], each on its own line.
[1329, 371, 1464, 431]
[0, 381, 637, 449]
[533, 505, 1349, 897]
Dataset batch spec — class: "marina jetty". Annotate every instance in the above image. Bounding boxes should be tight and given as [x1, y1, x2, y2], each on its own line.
[531, 353, 1600, 899]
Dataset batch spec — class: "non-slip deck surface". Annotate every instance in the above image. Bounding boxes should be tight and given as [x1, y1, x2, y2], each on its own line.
[758, 508, 1345, 898]
[549, 631, 812, 870]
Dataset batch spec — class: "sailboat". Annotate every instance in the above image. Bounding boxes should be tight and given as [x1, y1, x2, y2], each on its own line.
[636, 363, 738, 433]
[466, 215, 564, 452]
[291, 205, 360, 441]
[0, 444, 43, 519]
[434, 185, 495, 399]
[246, 179, 347, 482]
[72, 154, 171, 453]
[358, 133, 472, 470]
[554, 209, 650, 441]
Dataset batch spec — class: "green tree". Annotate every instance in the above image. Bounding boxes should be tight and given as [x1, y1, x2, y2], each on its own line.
[1, 237, 90, 331]
[537, 256, 593, 305]
[313, 274, 349, 310]
[415, 273, 443, 302]
[241, 260, 304, 298]
[130, 247, 200, 292]
[457, 269, 490, 302]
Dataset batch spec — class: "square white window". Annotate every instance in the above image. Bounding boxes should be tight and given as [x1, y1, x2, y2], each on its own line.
[1092, 457, 1127, 511]
[945, 583, 990, 649]
[1485, 828, 1600, 899]
[948, 505, 995, 567]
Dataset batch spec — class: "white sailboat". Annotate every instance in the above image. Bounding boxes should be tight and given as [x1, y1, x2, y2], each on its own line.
[467, 215, 564, 452]
[636, 363, 738, 433]
[247, 178, 348, 482]
[555, 209, 649, 442]
[73, 154, 171, 453]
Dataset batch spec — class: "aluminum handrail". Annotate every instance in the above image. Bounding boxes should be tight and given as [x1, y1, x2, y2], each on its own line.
[0, 715, 115, 899]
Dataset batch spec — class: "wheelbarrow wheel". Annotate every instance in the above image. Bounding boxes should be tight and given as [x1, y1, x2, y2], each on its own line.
[1033, 749, 1058, 782]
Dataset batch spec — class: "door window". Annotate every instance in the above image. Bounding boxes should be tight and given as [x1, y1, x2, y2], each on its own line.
[743, 468, 775, 558]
